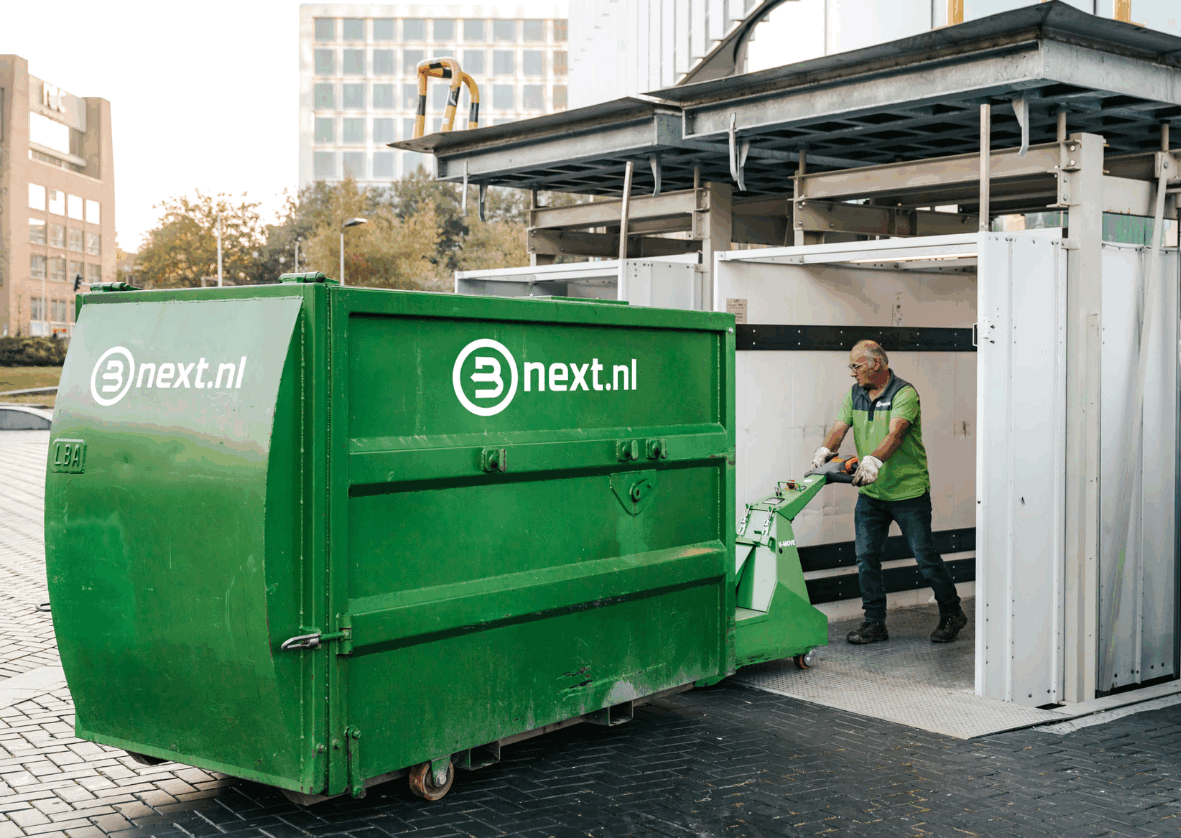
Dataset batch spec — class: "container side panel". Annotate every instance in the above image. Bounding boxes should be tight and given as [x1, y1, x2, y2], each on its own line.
[340, 298, 732, 777]
[45, 296, 309, 787]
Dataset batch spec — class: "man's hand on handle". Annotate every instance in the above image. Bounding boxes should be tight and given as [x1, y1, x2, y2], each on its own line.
[851, 455, 883, 486]
[810, 447, 835, 471]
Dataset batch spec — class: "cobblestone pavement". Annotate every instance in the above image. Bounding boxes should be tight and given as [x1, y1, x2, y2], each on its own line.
[4, 430, 1181, 838]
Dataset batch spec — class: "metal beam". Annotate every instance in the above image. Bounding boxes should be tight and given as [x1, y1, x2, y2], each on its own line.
[527, 229, 701, 259]
[530, 188, 703, 231]
[795, 201, 978, 237]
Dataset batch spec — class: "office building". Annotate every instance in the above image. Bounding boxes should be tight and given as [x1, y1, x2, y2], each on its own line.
[298, 4, 569, 188]
[0, 56, 115, 337]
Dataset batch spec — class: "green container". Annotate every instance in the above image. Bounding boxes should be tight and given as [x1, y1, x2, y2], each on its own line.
[44, 278, 736, 800]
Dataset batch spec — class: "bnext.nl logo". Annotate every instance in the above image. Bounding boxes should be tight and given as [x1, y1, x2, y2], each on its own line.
[90, 346, 248, 407]
[452, 339, 639, 417]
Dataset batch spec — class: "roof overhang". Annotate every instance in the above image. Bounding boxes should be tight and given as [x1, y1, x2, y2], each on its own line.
[390, 1, 1181, 197]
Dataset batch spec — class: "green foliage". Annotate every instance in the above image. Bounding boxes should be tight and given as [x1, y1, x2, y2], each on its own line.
[136, 193, 265, 288]
[0, 337, 69, 367]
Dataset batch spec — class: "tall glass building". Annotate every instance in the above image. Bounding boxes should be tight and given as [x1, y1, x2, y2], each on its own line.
[298, 4, 569, 188]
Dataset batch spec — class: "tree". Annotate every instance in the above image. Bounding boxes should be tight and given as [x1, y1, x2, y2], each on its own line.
[136, 193, 264, 288]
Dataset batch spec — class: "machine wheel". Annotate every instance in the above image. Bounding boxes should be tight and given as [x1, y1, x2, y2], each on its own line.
[793, 650, 816, 670]
[408, 759, 454, 800]
[126, 751, 167, 767]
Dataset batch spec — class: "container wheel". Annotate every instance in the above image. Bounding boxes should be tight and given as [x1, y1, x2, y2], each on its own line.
[793, 650, 816, 670]
[408, 759, 454, 800]
[126, 751, 166, 766]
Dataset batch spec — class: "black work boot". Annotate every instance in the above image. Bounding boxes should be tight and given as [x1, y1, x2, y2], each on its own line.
[930, 610, 968, 643]
[846, 621, 888, 644]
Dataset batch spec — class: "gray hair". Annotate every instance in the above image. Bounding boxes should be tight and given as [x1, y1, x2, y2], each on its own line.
[851, 339, 889, 368]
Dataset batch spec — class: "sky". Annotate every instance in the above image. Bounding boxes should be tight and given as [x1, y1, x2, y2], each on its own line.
[3, 1, 565, 253]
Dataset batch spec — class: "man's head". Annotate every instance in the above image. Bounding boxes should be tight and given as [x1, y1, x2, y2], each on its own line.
[848, 340, 890, 390]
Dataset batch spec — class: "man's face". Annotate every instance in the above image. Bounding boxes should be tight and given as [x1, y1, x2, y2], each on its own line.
[848, 353, 876, 389]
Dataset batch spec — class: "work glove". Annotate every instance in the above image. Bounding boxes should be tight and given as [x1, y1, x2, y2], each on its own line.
[851, 455, 883, 486]
[810, 447, 834, 471]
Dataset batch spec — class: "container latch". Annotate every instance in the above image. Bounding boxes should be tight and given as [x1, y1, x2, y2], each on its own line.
[281, 628, 352, 652]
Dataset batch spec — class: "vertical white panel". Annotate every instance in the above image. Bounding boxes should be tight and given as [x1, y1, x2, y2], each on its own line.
[708, 0, 729, 42]
[1098, 246, 1179, 691]
[661, 0, 677, 88]
[975, 231, 1067, 706]
[690, 0, 707, 59]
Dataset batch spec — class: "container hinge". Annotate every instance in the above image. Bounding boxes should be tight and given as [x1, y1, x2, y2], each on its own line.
[280, 627, 352, 652]
[345, 727, 365, 799]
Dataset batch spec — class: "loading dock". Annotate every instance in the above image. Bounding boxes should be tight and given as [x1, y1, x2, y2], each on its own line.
[398, 1, 1181, 709]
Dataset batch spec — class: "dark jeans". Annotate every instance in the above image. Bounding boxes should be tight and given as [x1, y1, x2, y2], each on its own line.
[854, 491, 961, 624]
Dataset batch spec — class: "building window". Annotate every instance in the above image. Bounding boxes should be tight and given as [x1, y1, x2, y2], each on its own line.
[555, 19, 568, 41]
[342, 18, 364, 40]
[48, 189, 64, 215]
[373, 18, 394, 40]
[314, 83, 335, 109]
[85, 199, 100, 224]
[49, 224, 65, 248]
[523, 19, 544, 41]
[68, 228, 83, 252]
[403, 118, 416, 139]
[52, 299, 68, 323]
[68, 261, 84, 285]
[434, 19, 455, 40]
[315, 117, 334, 143]
[31, 297, 45, 321]
[373, 118, 395, 144]
[493, 20, 517, 41]
[86, 232, 101, 255]
[373, 49, 395, 74]
[29, 183, 46, 210]
[343, 49, 365, 74]
[373, 84, 395, 109]
[402, 84, 418, 110]
[493, 50, 515, 75]
[87, 263, 102, 283]
[342, 151, 365, 179]
[49, 257, 66, 282]
[30, 219, 46, 245]
[464, 19, 486, 41]
[523, 50, 544, 76]
[431, 84, 448, 111]
[67, 194, 83, 220]
[31, 255, 46, 279]
[404, 18, 426, 40]
[373, 152, 395, 178]
[315, 49, 335, 75]
[554, 51, 567, 74]
[463, 49, 485, 75]
[403, 151, 427, 174]
[523, 84, 544, 110]
[314, 18, 335, 41]
[314, 151, 336, 179]
[343, 118, 365, 143]
[493, 84, 515, 111]
[553, 84, 567, 110]
[343, 84, 365, 108]
[403, 48, 424, 74]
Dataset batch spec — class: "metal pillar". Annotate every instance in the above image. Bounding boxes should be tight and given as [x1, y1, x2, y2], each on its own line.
[979, 105, 991, 231]
[701, 182, 732, 307]
[1062, 132, 1106, 703]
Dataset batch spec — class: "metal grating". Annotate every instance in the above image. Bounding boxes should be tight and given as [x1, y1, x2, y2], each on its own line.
[733, 600, 1067, 738]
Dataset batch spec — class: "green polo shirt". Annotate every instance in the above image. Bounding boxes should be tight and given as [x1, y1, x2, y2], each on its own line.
[837, 373, 930, 501]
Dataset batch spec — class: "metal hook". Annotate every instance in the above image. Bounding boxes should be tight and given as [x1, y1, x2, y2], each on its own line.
[478, 183, 487, 222]
[1012, 95, 1029, 157]
[649, 154, 661, 197]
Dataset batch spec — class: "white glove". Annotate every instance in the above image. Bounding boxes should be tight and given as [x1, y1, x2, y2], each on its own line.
[851, 455, 883, 486]
[810, 447, 834, 471]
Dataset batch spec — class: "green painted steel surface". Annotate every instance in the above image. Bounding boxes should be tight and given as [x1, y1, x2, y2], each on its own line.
[45, 283, 735, 798]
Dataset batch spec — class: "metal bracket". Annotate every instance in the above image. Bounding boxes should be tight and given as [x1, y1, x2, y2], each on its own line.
[616, 439, 641, 462]
[481, 447, 508, 473]
[649, 154, 661, 197]
[346, 727, 364, 799]
[1012, 95, 1029, 158]
[646, 438, 669, 460]
[478, 182, 487, 222]
[461, 162, 469, 216]
[727, 113, 750, 192]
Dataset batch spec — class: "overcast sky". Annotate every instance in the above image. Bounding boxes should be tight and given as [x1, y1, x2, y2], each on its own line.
[3, 1, 565, 253]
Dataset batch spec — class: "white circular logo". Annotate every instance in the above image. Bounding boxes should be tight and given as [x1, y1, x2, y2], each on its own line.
[453, 339, 518, 416]
[90, 346, 135, 407]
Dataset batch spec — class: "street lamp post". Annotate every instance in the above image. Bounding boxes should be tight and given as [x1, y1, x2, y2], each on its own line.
[339, 217, 368, 286]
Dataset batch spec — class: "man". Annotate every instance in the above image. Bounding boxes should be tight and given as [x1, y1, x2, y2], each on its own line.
[811, 340, 967, 645]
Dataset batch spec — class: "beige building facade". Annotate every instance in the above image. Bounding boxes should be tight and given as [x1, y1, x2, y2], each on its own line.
[0, 55, 115, 338]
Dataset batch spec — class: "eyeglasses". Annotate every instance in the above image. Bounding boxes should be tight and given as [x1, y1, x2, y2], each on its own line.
[847, 361, 871, 372]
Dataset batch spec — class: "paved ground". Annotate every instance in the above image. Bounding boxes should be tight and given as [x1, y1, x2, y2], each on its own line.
[5, 429, 1181, 838]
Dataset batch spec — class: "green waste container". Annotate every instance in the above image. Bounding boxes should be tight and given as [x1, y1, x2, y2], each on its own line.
[45, 277, 736, 801]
